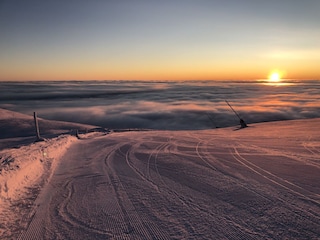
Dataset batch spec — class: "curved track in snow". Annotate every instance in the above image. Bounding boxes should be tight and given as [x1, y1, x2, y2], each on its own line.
[19, 128, 320, 239]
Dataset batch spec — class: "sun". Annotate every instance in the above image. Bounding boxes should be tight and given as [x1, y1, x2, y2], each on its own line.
[263, 70, 289, 86]
[268, 71, 281, 82]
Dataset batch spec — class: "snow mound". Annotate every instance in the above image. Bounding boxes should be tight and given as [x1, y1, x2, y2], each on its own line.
[0, 135, 77, 204]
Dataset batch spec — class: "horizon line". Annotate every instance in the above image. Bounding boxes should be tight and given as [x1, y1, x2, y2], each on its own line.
[0, 78, 319, 82]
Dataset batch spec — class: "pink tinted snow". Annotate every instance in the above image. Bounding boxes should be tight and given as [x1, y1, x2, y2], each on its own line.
[0, 107, 319, 238]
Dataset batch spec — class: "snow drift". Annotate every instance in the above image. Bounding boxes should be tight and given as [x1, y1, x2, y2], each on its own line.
[0, 108, 98, 237]
[0, 135, 77, 202]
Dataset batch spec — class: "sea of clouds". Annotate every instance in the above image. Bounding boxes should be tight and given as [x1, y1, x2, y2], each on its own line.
[1, 80, 319, 130]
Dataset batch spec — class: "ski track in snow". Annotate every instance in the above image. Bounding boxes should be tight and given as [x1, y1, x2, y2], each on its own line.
[17, 128, 320, 239]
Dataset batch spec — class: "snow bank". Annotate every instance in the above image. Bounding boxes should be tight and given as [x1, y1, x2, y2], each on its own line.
[0, 135, 77, 204]
[0, 108, 97, 139]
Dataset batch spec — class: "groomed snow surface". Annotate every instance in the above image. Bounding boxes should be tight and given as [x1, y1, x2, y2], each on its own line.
[1, 113, 320, 239]
[0, 135, 77, 238]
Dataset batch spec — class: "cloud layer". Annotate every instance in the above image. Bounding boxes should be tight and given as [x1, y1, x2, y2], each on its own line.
[1, 80, 319, 130]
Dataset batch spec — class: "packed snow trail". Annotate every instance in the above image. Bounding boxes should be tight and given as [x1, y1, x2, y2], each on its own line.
[19, 125, 320, 239]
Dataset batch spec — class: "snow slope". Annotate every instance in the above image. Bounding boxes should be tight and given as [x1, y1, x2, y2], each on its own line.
[0, 135, 78, 237]
[0, 108, 96, 140]
[0, 110, 319, 239]
[0, 108, 98, 237]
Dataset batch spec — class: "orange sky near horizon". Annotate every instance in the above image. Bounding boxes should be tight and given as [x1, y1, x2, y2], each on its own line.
[1, 59, 319, 81]
[1, 1, 319, 81]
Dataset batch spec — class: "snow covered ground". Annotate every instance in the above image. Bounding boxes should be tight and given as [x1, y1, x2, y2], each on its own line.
[0, 108, 319, 239]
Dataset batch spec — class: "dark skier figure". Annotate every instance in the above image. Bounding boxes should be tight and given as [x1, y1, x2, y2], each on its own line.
[240, 118, 247, 128]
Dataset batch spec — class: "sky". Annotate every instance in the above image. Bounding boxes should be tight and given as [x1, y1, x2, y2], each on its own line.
[0, 0, 320, 81]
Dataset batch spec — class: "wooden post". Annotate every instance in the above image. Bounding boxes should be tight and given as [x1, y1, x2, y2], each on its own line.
[34, 112, 41, 140]
[75, 129, 80, 139]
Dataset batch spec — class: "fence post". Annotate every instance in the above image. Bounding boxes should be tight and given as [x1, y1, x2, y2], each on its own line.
[34, 112, 41, 141]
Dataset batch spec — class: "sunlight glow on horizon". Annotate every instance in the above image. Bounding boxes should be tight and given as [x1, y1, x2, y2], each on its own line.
[267, 69, 289, 82]
[0, 1, 319, 81]
[268, 72, 281, 82]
